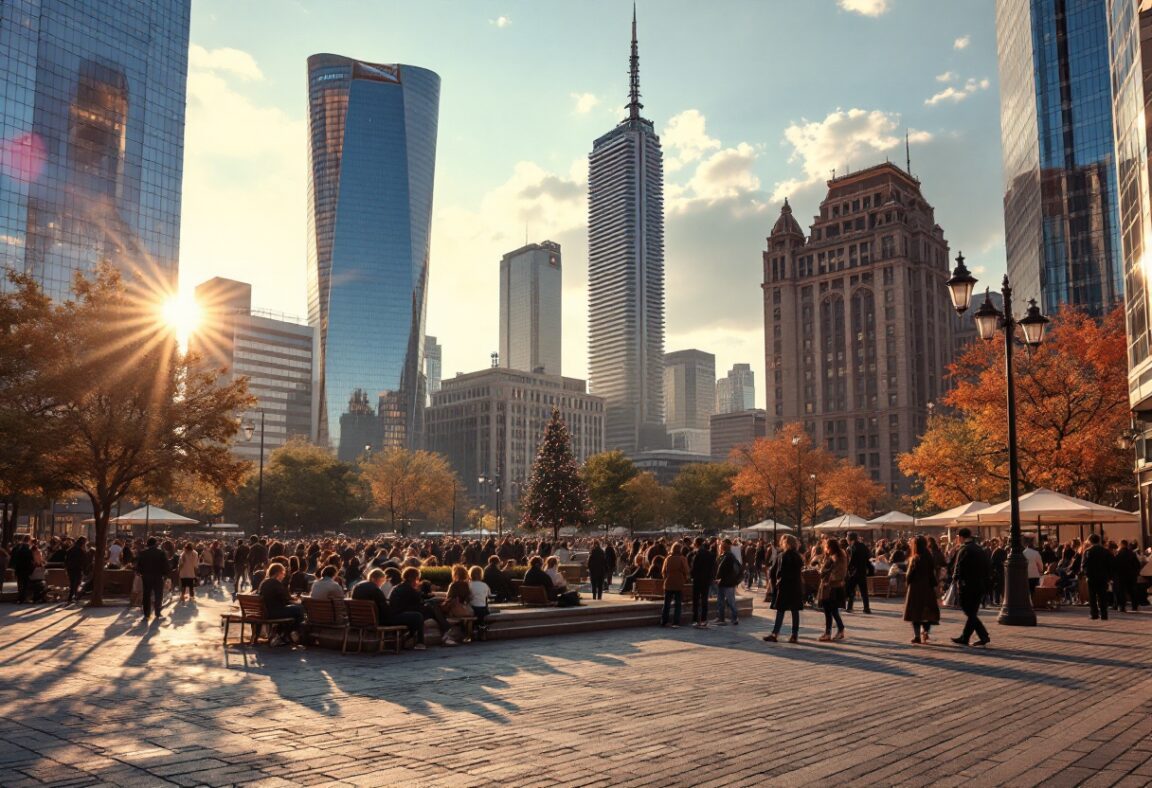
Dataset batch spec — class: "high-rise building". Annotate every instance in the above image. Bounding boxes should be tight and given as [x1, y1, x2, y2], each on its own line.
[715, 363, 756, 414]
[762, 163, 953, 494]
[664, 349, 714, 455]
[587, 9, 666, 454]
[710, 409, 768, 463]
[193, 277, 316, 462]
[0, 0, 191, 300]
[426, 367, 605, 507]
[425, 335, 442, 405]
[305, 55, 440, 461]
[500, 241, 562, 375]
[996, 0, 1123, 317]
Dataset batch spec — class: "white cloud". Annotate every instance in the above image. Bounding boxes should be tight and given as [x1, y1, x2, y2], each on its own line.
[188, 44, 263, 81]
[954, 35, 971, 50]
[769, 108, 932, 201]
[936, 71, 957, 83]
[684, 143, 761, 203]
[661, 109, 721, 173]
[571, 92, 601, 115]
[489, 15, 511, 28]
[925, 77, 990, 106]
[837, 0, 890, 17]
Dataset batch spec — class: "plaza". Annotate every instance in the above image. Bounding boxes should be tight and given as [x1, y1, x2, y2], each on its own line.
[1, 594, 1149, 787]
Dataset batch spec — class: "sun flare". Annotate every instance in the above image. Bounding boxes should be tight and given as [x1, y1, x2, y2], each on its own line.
[161, 292, 202, 349]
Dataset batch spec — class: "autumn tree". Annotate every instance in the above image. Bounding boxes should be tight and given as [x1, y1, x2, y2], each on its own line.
[671, 462, 736, 532]
[621, 471, 672, 532]
[361, 447, 458, 534]
[519, 409, 591, 539]
[581, 450, 638, 529]
[901, 307, 1132, 508]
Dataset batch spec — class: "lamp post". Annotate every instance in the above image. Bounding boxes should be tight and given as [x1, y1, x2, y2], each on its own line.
[478, 473, 502, 537]
[792, 434, 803, 544]
[243, 412, 265, 533]
[946, 253, 1049, 626]
[810, 473, 818, 529]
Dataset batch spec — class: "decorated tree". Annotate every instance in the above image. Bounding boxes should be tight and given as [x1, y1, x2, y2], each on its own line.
[520, 408, 591, 539]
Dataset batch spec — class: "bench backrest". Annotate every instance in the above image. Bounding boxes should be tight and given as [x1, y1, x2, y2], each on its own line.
[302, 597, 342, 626]
[345, 599, 380, 627]
[44, 568, 68, 587]
[237, 594, 267, 618]
[634, 578, 663, 595]
[520, 585, 551, 605]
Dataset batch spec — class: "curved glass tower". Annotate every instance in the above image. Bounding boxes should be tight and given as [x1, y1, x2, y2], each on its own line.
[305, 55, 439, 460]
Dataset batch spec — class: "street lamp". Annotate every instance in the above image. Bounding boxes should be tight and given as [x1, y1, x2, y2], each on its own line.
[242, 412, 265, 533]
[478, 473, 502, 537]
[792, 434, 803, 544]
[946, 253, 1049, 626]
[810, 473, 818, 529]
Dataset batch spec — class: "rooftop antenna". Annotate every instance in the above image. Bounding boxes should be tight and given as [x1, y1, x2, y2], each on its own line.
[627, 3, 643, 121]
[905, 129, 912, 175]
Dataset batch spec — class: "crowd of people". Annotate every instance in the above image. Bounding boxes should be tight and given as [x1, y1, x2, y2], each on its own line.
[2, 527, 1149, 651]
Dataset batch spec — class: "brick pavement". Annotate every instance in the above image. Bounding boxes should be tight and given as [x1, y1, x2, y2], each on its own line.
[0, 588, 1149, 787]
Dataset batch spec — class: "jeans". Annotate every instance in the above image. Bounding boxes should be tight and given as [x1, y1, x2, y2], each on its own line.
[661, 590, 682, 625]
[960, 589, 990, 642]
[141, 576, 165, 617]
[772, 607, 799, 636]
[845, 574, 870, 611]
[717, 586, 738, 622]
[392, 610, 425, 644]
[1088, 580, 1110, 620]
[180, 578, 196, 597]
[1114, 581, 1139, 612]
[15, 571, 30, 603]
[269, 604, 305, 637]
[912, 622, 933, 638]
[821, 598, 844, 633]
[691, 585, 709, 623]
[590, 571, 604, 600]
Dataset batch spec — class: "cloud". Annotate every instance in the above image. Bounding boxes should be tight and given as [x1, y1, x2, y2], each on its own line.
[661, 109, 721, 173]
[925, 77, 990, 106]
[489, 15, 511, 28]
[936, 71, 957, 83]
[683, 143, 762, 203]
[188, 44, 263, 81]
[837, 0, 890, 16]
[954, 35, 971, 50]
[769, 108, 932, 201]
[571, 92, 601, 114]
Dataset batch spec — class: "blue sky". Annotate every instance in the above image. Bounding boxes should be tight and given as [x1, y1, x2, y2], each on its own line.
[180, 0, 1004, 404]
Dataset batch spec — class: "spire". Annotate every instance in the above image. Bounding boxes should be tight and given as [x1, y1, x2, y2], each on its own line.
[627, 3, 643, 121]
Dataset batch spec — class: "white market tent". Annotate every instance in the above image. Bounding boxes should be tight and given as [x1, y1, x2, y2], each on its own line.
[916, 501, 991, 527]
[954, 488, 1141, 543]
[84, 505, 198, 526]
[813, 513, 873, 532]
[867, 510, 916, 527]
[740, 519, 794, 536]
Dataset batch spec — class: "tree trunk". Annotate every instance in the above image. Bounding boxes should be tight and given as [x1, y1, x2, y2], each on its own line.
[87, 502, 110, 607]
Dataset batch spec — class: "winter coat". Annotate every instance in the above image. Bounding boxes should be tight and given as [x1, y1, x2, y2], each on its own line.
[902, 554, 941, 624]
[770, 549, 804, 612]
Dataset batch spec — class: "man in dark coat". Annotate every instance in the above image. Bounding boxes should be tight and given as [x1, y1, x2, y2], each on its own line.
[604, 541, 617, 589]
[64, 537, 87, 603]
[844, 532, 873, 614]
[763, 536, 804, 643]
[586, 540, 607, 600]
[715, 540, 742, 626]
[10, 535, 34, 603]
[950, 528, 992, 647]
[1081, 533, 1113, 620]
[690, 537, 716, 628]
[1112, 540, 1141, 613]
[135, 537, 171, 619]
[351, 568, 392, 624]
[247, 537, 268, 578]
[482, 556, 513, 603]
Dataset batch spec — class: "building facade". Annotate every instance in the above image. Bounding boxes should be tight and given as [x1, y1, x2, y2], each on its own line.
[710, 409, 767, 462]
[997, 0, 1123, 317]
[587, 9, 666, 454]
[664, 349, 714, 455]
[193, 277, 316, 462]
[715, 363, 756, 414]
[0, 0, 191, 300]
[425, 335, 442, 405]
[305, 54, 439, 460]
[499, 241, 561, 375]
[762, 164, 953, 494]
[425, 367, 605, 509]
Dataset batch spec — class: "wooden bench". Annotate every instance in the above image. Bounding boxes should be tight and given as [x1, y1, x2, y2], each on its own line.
[343, 599, 408, 654]
[44, 568, 68, 601]
[302, 597, 348, 646]
[1032, 586, 1062, 610]
[867, 575, 891, 597]
[559, 564, 585, 585]
[221, 594, 295, 646]
[632, 578, 664, 600]
[519, 585, 554, 607]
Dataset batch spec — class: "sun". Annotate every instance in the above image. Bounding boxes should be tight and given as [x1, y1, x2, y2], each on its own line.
[161, 292, 202, 349]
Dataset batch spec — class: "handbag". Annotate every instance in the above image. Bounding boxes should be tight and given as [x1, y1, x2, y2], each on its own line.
[941, 580, 960, 608]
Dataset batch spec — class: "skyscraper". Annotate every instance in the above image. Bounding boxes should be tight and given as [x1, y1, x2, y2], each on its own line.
[305, 55, 440, 460]
[0, 0, 191, 300]
[715, 363, 756, 414]
[500, 241, 562, 375]
[996, 0, 1122, 317]
[763, 164, 953, 494]
[424, 335, 442, 405]
[664, 349, 714, 455]
[587, 8, 666, 454]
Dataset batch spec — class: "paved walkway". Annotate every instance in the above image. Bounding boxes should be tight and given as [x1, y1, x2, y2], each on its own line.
[0, 588, 1150, 787]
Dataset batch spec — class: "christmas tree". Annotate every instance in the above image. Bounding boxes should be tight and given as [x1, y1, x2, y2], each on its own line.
[520, 407, 592, 540]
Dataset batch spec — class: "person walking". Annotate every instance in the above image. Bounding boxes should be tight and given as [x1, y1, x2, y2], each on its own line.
[690, 537, 716, 628]
[177, 543, 199, 602]
[1113, 540, 1141, 613]
[844, 531, 872, 614]
[817, 537, 847, 642]
[661, 543, 690, 628]
[903, 535, 940, 644]
[950, 528, 991, 647]
[64, 537, 87, 603]
[1081, 533, 1113, 621]
[587, 540, 607, 601]
[763, 535, 803, 643]
[136, 537, 170, 620]
[10, 535, 33, 603]
[714, 539, 741, 626]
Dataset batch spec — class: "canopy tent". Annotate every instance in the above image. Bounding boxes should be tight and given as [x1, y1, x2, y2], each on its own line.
[84, 505, 198, 526]
[916, 501, 991, 527]
[867, 510, 916, 527]
[741, 519, 794, 534]
[458, 528, 495, 537]
[608, 526, 631, 537]
[954, 488, 1141, 543]
[812, 514, 873, 532]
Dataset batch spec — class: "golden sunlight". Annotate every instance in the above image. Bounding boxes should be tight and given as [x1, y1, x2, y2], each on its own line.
[161, 291, 202, 350]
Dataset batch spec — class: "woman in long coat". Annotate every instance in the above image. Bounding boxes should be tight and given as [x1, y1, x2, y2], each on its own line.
[763, 534, 804, 643]
[903, 535, 941, 644]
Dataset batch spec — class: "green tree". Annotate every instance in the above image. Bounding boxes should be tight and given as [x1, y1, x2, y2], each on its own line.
[581, 450, 638, 529]
[224, 439, 369, 531]
[361, 447, 458, 534]
[621, 471, 671, 533]
[520, 408, 591, 539]
[49, 265, 252, 605]
[671, 462, 736, 532]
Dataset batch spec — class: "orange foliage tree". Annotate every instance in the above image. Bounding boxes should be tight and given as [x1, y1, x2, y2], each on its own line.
[901, 307, 1132, 509]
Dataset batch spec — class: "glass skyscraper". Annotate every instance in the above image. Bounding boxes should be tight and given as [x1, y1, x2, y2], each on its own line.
[587, 10, 666, 454]
[500, 240, 562, 376]
[0, 0, 191, 300]
[305, 55, 440, 460]
[996, 0, 1123, 317]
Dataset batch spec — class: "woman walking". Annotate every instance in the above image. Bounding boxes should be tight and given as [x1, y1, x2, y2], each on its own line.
[763, 534, 803, 643]
[177, 543, 199, 602]
[817, 536, 847, 641]
[903, 535, 941, 644]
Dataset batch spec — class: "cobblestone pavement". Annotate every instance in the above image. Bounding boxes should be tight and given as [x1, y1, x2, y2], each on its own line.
[0, 588, 1150, 787]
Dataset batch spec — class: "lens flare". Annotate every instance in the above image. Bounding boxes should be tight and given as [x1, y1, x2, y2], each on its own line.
[161, 292, 202, 350]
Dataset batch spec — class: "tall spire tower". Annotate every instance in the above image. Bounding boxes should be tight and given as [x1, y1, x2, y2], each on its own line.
[587, 8, 667, 454]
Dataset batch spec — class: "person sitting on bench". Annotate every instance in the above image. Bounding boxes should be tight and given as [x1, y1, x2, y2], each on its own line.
[258, 563, 304, 647]
[523, 556, 556, 600]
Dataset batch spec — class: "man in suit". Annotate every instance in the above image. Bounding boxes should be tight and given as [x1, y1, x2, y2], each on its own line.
[951, 528, 992, 647]
[844, 532, 873, 614]
[135, 537, 171, 620]
[1081, 533, 1113, 620]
